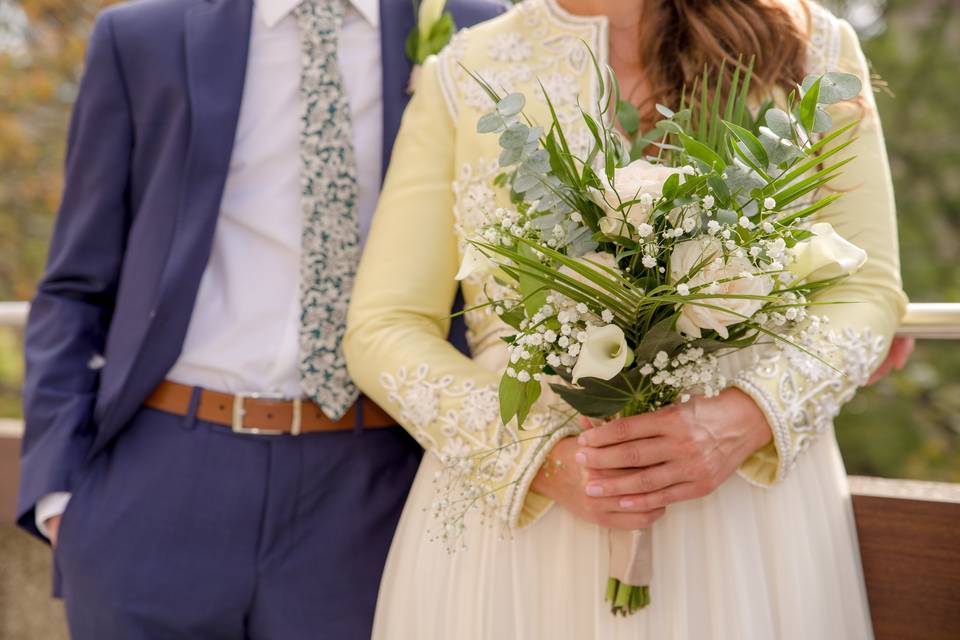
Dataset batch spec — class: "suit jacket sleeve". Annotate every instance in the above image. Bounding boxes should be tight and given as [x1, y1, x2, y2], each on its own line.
[18, 10, 133, 538]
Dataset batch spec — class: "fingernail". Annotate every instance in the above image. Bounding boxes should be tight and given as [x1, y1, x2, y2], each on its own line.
[586, 483, 603, 497]
[574, 451, 587, 465]
[577, 434, 587, 446]
[620, 499, 634, 508]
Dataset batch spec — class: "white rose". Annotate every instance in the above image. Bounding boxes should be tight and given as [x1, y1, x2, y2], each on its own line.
[572, 324, 634, 384]
[787, 222, 868, 283]
[589, 159, 686, 235]
[670, 238, 774, 339]
[558, 251, 619, 287]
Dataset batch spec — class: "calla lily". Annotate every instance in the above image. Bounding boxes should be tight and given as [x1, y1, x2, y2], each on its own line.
[572, 325, 634, 384]
[788, 222, 867, 283]
[455, 244, 492, 281]
[418, 0, 447, 38]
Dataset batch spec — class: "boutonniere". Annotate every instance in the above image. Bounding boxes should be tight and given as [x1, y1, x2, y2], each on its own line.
[406, 0, 456, 94]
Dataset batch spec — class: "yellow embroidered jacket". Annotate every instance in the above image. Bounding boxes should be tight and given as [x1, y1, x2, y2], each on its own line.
[345, 0, 908, 528]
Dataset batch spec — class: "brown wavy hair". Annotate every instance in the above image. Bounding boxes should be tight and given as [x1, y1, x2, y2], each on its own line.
[634, 0, 811, 124]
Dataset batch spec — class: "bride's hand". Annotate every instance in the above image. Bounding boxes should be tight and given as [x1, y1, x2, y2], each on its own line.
[531, 436, 667, 530]
[574, 389, 773, 512]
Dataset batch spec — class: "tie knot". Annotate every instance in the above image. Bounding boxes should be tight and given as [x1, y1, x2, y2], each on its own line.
[295, 0, 347, 32]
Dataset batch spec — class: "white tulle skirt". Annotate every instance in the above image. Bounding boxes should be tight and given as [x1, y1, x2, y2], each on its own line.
[372, 428, 874, 639]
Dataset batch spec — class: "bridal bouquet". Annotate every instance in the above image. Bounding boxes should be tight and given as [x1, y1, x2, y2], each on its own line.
[457, 56, 867, 615]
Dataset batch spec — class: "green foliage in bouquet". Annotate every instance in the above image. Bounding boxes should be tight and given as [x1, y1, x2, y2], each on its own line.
[459, 51, 865, 616]
[463, 54, 863, 436]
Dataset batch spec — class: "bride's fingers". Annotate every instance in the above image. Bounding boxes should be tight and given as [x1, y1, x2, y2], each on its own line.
[614, 482, 704, 512]
[584, 462, 686, 498]
[575, 437, 671, 470]
[577, 411, 670, 448]
[597, 508, 666, 531]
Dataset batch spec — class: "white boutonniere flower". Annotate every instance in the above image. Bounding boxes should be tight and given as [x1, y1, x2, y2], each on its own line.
[406, 0, 456, 94]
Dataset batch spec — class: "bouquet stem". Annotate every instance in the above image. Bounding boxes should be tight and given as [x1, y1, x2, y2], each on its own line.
[607, 527, 653, 616]
[606, 578, 650, 615]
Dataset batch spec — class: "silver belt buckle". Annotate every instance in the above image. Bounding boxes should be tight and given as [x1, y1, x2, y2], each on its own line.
[231, 392, 302, 436]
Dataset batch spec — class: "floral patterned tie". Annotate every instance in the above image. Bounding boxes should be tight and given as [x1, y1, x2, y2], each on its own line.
[295, 0, 360, 420]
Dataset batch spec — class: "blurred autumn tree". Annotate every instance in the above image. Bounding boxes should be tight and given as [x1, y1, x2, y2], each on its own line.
[0, 0, 958, 479]
[0, 0, 116, 301]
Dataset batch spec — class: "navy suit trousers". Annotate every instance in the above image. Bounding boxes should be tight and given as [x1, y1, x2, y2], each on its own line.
[53, 405, 420, 639]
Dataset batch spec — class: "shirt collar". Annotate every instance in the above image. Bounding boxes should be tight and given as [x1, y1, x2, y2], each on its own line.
[258, 0, 379, 29]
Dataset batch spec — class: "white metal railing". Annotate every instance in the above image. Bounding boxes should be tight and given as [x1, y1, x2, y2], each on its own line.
[0, 301, 28, 327]
[1, 300, 959, 336]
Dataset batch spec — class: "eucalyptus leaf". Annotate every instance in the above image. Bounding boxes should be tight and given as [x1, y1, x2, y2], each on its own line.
[617, 101, 641, 136]
[764, 108, 794, 139]
[513, 172, 541, 192]
[816, 72, 862, 104]
[500, 122, 530, 149]
[655, 103, 676, 118]
[477, 112, 503, 134]
[499, 146, 522, 166]
[656, 119, 685, 135]
[716, 208, 739, 225]
[812, 106, 833, 134]
[497, 92, 526, 117]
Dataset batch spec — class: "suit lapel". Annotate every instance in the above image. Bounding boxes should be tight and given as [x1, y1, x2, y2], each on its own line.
[91, 0, 254, 454]
[379, 0, 416, 180]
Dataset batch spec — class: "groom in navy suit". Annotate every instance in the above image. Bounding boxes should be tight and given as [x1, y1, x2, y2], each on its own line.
[17, 0, 501, 637]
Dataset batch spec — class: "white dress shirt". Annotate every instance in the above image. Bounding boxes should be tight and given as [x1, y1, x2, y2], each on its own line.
[38, 0, 384, 537]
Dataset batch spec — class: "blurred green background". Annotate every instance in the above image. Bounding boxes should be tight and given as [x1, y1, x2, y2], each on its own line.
[0, 0, 958, 481]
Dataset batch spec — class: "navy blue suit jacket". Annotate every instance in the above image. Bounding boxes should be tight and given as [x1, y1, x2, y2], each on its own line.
[18, 0, 503, 539]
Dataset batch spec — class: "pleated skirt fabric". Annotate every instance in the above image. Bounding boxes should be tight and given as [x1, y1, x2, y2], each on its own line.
[372, 429, 874, 640]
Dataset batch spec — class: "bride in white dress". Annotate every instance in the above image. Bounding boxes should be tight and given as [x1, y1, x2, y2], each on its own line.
[345, 0, 907, 637]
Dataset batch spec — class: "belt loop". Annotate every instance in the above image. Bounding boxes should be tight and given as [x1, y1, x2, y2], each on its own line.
[354, 396, 365, 435]
[183, 386, 202, 430]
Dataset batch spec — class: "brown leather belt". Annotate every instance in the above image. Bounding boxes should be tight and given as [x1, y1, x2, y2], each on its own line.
[144, 381, 395, 435]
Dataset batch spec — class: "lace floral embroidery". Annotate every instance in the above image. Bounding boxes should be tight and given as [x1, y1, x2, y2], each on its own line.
[736, 319, 886, 482]
[379, 364, 578, 543]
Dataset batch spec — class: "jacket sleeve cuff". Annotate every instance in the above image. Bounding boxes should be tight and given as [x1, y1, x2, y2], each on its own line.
[35, 492, 72, 540]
